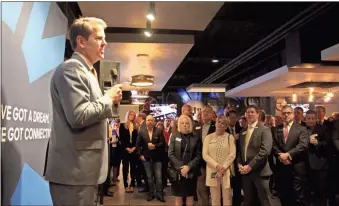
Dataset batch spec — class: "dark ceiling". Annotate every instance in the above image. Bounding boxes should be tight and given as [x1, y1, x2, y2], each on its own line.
[59, 2, 339, 93]
[163, 2, 339, 92]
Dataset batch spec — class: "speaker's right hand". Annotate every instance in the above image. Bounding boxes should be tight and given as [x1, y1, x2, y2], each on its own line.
[105, 84, 122, 104]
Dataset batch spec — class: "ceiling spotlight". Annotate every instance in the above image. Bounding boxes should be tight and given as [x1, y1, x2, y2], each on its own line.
[146, 2, 155, 21]
[144, 20, 152, 37]
[131, 74, 154, 87]
[212, 59, 219, 63]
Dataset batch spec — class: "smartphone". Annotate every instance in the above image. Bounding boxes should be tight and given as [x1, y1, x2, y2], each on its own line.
[211, 172, 217, 178]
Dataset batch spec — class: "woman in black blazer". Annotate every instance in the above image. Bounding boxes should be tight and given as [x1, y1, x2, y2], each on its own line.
[168, 114, 202, 206]
[119, 110, 139, 193]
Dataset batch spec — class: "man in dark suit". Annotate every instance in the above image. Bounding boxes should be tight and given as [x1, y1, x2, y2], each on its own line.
[136, 112, 147, 131]
[305, 110, 331, 206]
[237, 105, 273, 206]
[272, 105, 309, 206]
[45, 17, 122, 206]
[181, 104, 199, 126]
[164, 118, 172, 135]
[135, 112, 148, 192]
[294, 107, 307, 127]
[226, 110, 243, 206]
[331, 119, 339, 205]
[316, 106, 337, 205]
[316, 106, 332, 128]
[333, 119, 339, 151]
[136, 115, 166, 202]
[196, 105, 216, 206]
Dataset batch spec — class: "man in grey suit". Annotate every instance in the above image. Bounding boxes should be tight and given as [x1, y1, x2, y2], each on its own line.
[44, 17, 122, 206]
[237, 105, 273, 206]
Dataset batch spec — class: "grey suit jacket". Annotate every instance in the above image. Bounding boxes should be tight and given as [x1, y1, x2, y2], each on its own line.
[45, 53, 117, 185]
[237, 123, 272, 177]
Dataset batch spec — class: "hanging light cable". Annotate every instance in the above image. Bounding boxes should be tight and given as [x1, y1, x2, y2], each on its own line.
[292, 89, 297, 102]
[146, 2, 156, 21]
[144, 19, 152, 37]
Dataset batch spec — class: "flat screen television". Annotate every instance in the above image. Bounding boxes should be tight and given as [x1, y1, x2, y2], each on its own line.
[150, 104, 177, 121]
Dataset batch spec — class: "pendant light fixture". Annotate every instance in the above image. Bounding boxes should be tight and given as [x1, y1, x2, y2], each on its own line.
[130, 74, 154, 87]
[144, 19, 152, 37]
[131, 90, 149, 98]
[146, 2, 155, 21]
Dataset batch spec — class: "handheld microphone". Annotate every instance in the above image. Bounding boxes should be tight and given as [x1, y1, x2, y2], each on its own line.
[110, 69, 120, 118]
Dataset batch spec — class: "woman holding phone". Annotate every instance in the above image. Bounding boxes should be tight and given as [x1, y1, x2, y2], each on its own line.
[203, 116, 236, 206]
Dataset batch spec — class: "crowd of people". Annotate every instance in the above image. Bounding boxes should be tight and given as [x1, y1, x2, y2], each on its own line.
[98, 104, 339, 206]
[44, 16, 339, 206]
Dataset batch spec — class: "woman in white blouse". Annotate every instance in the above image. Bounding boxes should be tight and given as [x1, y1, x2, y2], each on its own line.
[202, 116, 236, 206]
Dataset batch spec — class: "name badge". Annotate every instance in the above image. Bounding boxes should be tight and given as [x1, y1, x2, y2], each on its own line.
[242, 131, 247, 135]
[175, 137, 182, 142]
[196, 126, 201, 130]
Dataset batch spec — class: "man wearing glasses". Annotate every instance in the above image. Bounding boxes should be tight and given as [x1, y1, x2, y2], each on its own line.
[272, 105, 309, 206]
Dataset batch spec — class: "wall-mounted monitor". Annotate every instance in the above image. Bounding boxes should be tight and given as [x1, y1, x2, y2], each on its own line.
[150, 104, 177, 121]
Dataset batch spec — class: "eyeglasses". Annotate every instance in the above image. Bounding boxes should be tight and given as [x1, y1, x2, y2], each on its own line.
[282, 112, 292, 115]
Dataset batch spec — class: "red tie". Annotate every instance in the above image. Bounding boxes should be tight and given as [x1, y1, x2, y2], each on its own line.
[283, 125, 289, 143]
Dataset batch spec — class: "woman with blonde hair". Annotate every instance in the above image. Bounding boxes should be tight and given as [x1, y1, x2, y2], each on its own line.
[119, 110, 138, 193]
[203, 116, 236, 206]
[168, 115, 202, 206]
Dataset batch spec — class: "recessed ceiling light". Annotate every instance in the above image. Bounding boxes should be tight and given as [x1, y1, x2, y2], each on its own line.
[212, 59, 219, 63]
